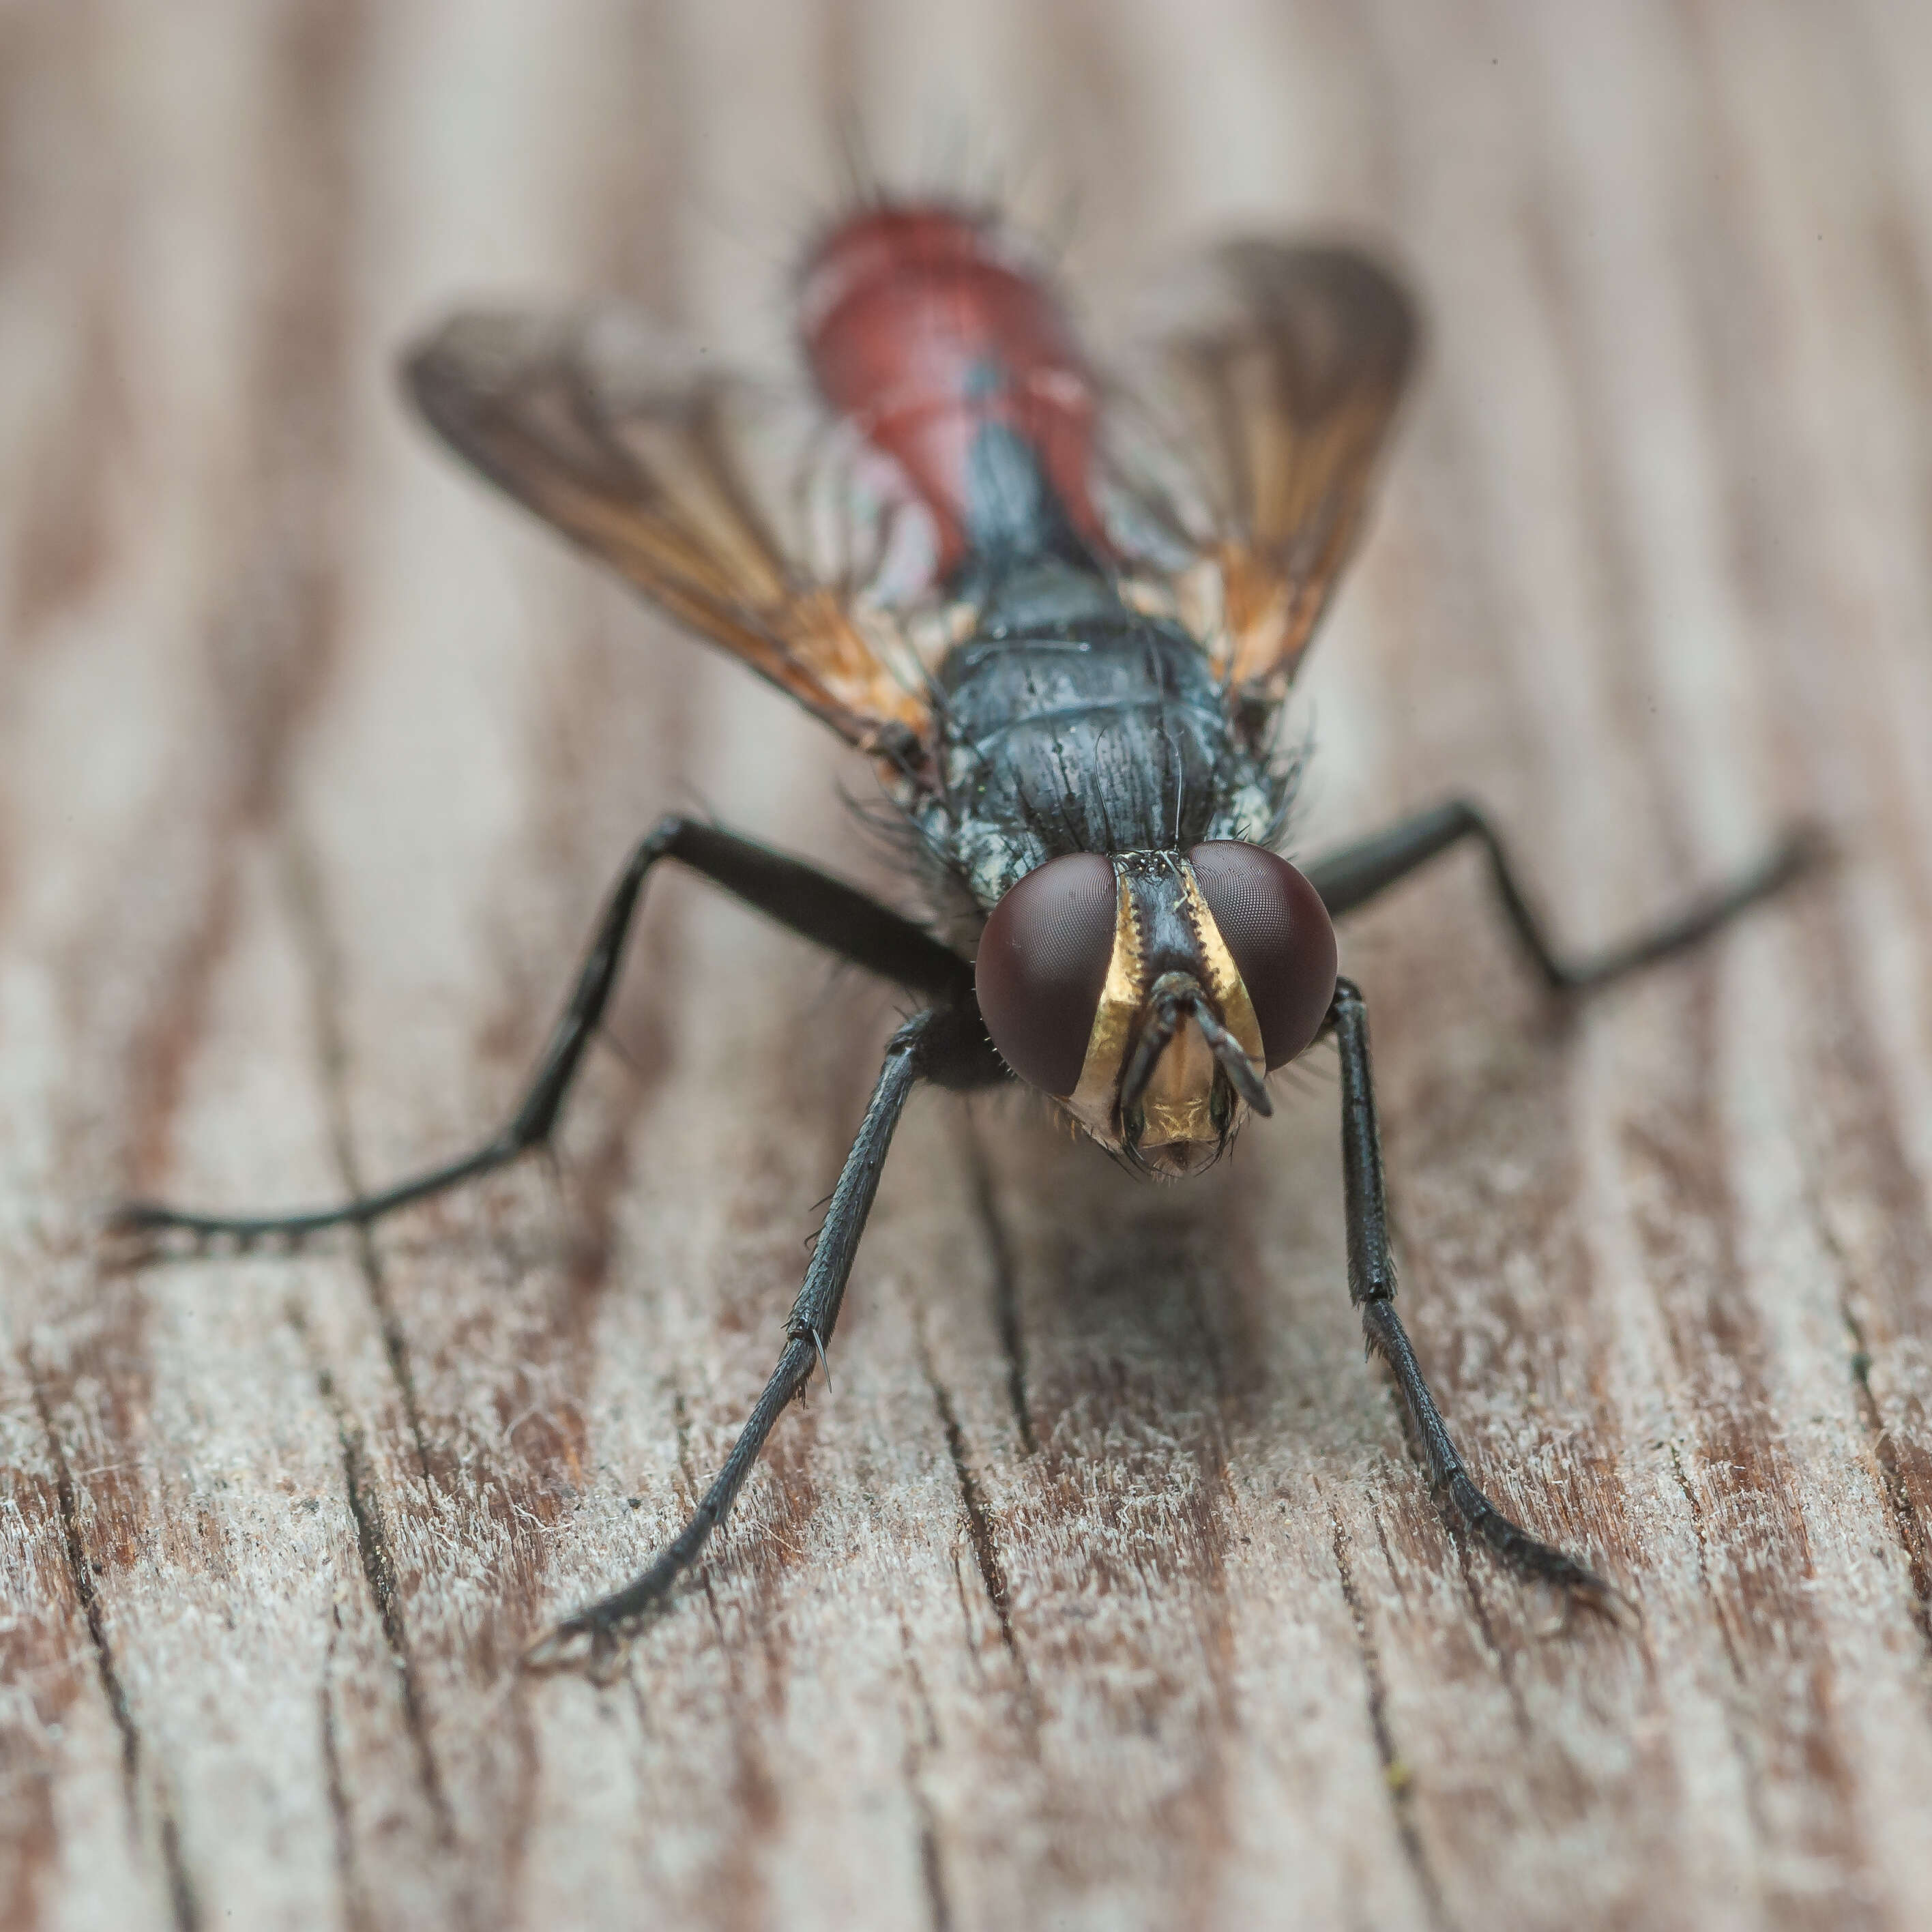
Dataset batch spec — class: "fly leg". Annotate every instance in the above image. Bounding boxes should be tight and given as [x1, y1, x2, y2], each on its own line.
[526, 1004, 998, 1672]
[1306, 799, 1815, 991]
[112, 816, 976, 1241]
[1326, 976, 1626, 1615]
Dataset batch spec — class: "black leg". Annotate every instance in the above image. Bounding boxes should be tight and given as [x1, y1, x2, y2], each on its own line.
[1305, 799, 1815, 991]
[111, 816, 975, 1241]
[525, 1007, 976, 1671]
[1327, 976, 1626, 1616]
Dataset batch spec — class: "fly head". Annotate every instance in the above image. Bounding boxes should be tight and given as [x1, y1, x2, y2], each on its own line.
[974, 843, 1337, 1176]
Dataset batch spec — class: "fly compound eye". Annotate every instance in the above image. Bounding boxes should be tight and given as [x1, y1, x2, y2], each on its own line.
[1189, 843, 1338, 1069]
[974, 855, 1118, 1095]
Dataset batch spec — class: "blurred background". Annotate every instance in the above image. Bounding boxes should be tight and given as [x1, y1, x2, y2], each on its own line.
[4, 4, 1932, 1931]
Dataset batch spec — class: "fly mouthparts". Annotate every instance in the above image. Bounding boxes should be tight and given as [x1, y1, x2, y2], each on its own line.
[1117, 972, 1271, 1121]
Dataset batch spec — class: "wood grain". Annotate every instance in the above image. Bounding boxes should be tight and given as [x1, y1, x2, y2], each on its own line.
[4, 2, 1931, 1927]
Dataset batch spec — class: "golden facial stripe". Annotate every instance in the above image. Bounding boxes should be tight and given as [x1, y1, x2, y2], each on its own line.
[1058, 855, 1268, 1150]
[1062, 867, 1143, 1144]
[1175, 862, 1266, 1074]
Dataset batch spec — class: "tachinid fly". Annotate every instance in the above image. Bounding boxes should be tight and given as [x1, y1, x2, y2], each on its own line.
[117, 199, 1811, 1665]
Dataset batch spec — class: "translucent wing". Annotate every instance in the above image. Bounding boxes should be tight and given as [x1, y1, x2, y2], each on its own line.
[1101, 244, 1418, 706]
[405, 310, 937, 760]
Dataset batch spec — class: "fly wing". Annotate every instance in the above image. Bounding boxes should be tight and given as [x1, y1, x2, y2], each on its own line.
[1101, 244, 1418, 707]
[405, 310, 935, 759]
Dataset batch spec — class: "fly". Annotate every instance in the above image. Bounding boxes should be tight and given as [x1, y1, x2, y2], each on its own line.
[115, 200, 1812, 1666]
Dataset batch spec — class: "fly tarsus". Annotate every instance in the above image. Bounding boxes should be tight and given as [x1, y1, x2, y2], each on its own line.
[1437, 1466, 1636, 1627]
[106, 1140, 513, 1246]
[1363, 1298, 1635, 1628]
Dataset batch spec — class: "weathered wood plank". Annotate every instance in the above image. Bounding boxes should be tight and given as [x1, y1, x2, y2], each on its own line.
[4, 2, 1932, 1928]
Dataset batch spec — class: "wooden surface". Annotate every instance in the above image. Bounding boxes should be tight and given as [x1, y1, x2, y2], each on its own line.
[5, 2, 1932, 1927]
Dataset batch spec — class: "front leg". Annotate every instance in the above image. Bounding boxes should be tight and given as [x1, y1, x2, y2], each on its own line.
[1328, 976, 1625, 1614]
[525, 1004, 997, 1671]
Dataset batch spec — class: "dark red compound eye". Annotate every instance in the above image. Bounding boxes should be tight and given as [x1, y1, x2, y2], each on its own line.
[1189, 843, 1338, 1068]
[974, 855, 1118, 1096]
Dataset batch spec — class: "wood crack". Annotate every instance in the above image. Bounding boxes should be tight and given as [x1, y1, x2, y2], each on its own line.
[1446, 1530, 1532, 1740]
[894, 1622, 957, 1932]
[280, 838, 440, 1485]
[29, 1366, 201, 1932]
[1664, 1443, 1745, 1688]
[1663, 1439, 1775, 1870]
[309, 1357, 453, 1844]
[317, 1606, 374, 1932]
[1800, 1151, 1932, 1656]
[918, 1344, 1029, 1696]
[672, 1395, 781, 1932]
[958, 1118, 1036, 1457]
[1841, 1302, 1932, 1651]
[1328, 1504, 1453, 1932]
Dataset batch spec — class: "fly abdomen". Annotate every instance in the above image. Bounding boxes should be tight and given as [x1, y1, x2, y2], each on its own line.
[800, 205, 1110, 576]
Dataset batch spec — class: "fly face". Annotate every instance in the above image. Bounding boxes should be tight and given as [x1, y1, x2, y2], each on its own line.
[974, 845, 1338, 1175]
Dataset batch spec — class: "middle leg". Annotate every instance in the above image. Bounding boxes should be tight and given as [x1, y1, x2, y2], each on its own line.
[113, 815, 975, 1240]
[1304, 798, 1813, 991]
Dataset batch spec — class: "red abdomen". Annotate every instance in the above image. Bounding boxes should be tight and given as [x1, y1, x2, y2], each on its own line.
[799, 205, 1109, 577]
